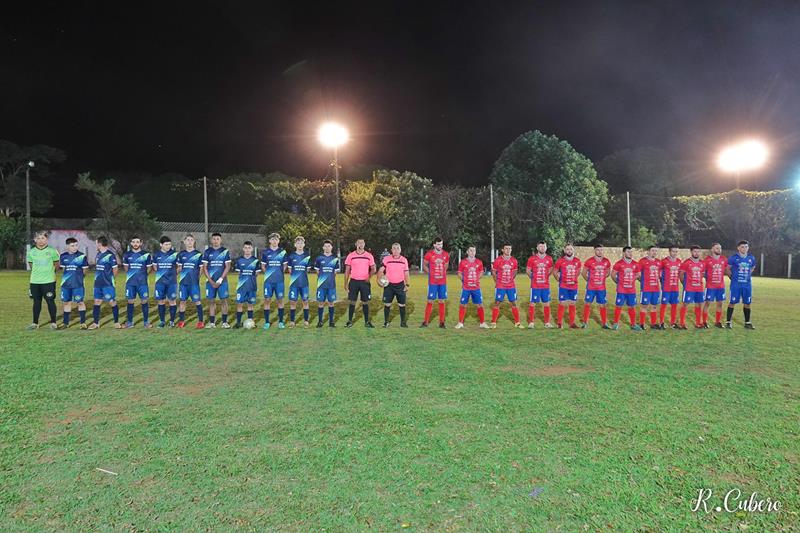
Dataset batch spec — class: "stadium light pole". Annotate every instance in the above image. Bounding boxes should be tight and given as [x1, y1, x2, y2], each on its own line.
[25, 160, 35, 268]
[717, 139, 768, 190]
[318, 122, 349, 259]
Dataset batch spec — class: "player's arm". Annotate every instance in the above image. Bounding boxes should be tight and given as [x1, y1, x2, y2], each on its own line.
[581, 265, 588, 281]
[369, 256, 376, 279]
[422, 256, 429, 274]
[343, 264, 351, 289]
[404, 267, 410, 291]
[612, 266, 619, 284]
[219, 257, 232, 282]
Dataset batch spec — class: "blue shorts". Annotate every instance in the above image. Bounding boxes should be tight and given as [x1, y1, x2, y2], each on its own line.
[206, 280, 229, 300]
[584, 289, 607, 304]
[125, 284, 149, 300]
[705, 288, 726, 302]
[495, 288, 517, 302]
[236, 290, 257, 304]
[661, 291, 680, 305]
[460, 289, 483, 305]
[729, 284, 752, 305]
[263, 282, 285, 299]
[427, 284, 448, 300]
[179, 283, 202, 303]
[93, 286, 116, 301]
[155, 282, 178, 301]
[316, 287, 337, 302]
[289, 285, 309, 302]
[61, 287, 85, 303]
[558, 288, 578, 302]
[640, 291, 661, 305]
[615, 293, 637, 306]
[683, 291, 704, 304]
[529, 288, 551, 303]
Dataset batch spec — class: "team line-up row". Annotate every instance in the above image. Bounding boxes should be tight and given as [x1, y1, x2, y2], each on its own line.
[26, 231, 758, 332]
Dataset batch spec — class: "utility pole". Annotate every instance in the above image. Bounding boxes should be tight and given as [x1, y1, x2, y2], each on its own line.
[626, 191, 631, 248]
[203, 176, 209, 248]
[489, 184, 495, 261]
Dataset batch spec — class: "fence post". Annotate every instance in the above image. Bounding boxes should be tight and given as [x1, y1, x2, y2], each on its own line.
[420, 248, 423, 272]
[458, 248, 462, 263]
[789, 254, 793, 279]
[760, 253, 764, 277]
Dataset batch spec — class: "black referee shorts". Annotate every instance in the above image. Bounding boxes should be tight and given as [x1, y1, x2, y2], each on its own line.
[348, 279, 371, 302]
[382, 282, 407, 305]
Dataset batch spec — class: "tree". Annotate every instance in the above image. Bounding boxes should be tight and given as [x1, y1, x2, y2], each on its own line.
[0, 140, 65, 216]
[75, 173, 160, 255]
[0, 215, 26, 269]
[489, 130, 608, 253]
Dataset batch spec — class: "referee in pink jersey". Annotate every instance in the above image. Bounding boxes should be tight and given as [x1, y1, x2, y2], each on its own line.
[378, 243, 411, 327]
[344, 238, 376, 328]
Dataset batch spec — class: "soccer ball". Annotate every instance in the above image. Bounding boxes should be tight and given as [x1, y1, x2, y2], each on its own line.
[378, 276, 389, 287]
[243, 319, 256, 329]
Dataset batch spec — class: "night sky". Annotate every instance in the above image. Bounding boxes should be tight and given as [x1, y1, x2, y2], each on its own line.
[4, 1, 800, 215]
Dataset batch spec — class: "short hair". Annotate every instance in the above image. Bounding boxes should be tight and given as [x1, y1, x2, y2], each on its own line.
[65, 237, 78, 245]
[467, 244, 476, 249]
[649, 245, 658, 250]
[211, 232, 222, 238]
[433, 237, 443, 244]
[34, 230, 48, 238]
[268, 232, 280, 240]
[130, 235, 141, 241]
[96, 236, 109, 246]
[737, 240, 749, 246]
[594, 243, 603, 249]
[502, 243, 512, 248]
[392, 242, 401, 248]
[564, 242, 574, 248]
[537, 241, 547, 246]
[295, 235, 305, 242]
[711, 242, 721, 248]
[622, 246, 632, 252]
[669, 244, 679, 250]
[184, 234, 195, 240]
[690, 245, 701, 251]
[322, 240, 332, 246]
[243, 240, 253, 247]
[159, 235, 171, 244]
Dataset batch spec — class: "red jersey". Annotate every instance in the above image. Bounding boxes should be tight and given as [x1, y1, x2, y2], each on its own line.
[493, 255, 518, 289]
[424, 250, 450, 285]
[660, 257, 682, 292]
[704, 255, 727, 289]
[613, 259, 640, 294]
[554, 256, 582, 290]
[639, 257, 662, 292]
[583, 256, 611, 291]
[680, 258, 706, 292]
[457, 258, 484, 291]
[526, 254, 553, 289]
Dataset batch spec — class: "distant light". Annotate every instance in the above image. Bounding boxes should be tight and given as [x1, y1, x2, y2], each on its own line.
[318, 122, 349, 149]
[717, 140, 768, 173]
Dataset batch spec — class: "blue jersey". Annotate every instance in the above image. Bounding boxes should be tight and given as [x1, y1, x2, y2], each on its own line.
[287, 251, 311, 288]
[235, 256, 260, 292]
[261, 247, 288, 284]
[122, 250, 152, 286]
[314, 254, 339, 289]
[94, 250, 118, 288]
[153, 248, 179, 285]
[728, 253, 756, 286]
[177, 249, 203, 286]
[59, 251, 89, 289]
[201, 246, 231, 282]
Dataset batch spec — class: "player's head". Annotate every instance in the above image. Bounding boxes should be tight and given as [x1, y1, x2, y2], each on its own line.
[432, 237, 443, 252]
[130, 236, 142, 251]
[669, 245, 679, 258]
[391, 242, 402, 256]
[183, 234, 195, 250]
[563, 243, 574, 257]
[96, 236, 109, 250]
[33, 230, 48, 248]
[466, 245, 476, 259]
[648, 245, 658, 258]
[690, 245, 701, 259]
[355, 238, 365, 251]
[711, 242, 722, 255]
[593, 243, 604, 258]
[242, 240, 253, 256]
[536, 241, 547, 254]
[211, 232, 222, 248]
[737, 240, 749, 255]
[622, 245, 633, 259]
[294, 235, 305, 251]
[322, 239, 333, 254]
[159, 235, 172, 252]
[502, 243, 512, 256]
[65, 237, 78, 253]
[268, 232, 280, 248]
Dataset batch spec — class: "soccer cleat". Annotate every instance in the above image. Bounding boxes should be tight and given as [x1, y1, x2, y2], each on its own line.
[288, 321, 296, 328]
[177, 321, 186, 328]
[489, 322, 497, 329]
[157, 321, 167, 328]
[569, 323, 579, 329]
[262, 322, 271, 330]
[400, 322, 408, 328]
[556, 324, 563, 329]
[439, 323, 446, 329]
[205, 322, 216, 329]
[702, 323, 710, 329]
[26, 323, 39, 330]
[195, 321, 205, 329]
[579, 322, 588, 329]
[88, 323, 100, 330]
[125, 322, 134, 329]
[277, 322, 285, 329]
[543, 322, 554, 329]
[420, 321, 429, 328]
[329, 322, 336, 328]
[454, 322, 464, 329]
[527, 322, 535, 329]
[49, 323, 58, 330]
[317, 321, 324, 328]
[221, 322, 231, 329]
[383, 322, 390, 328]
[631, 324, 643, 331]
[479, 322, 490, 329]
[113, 322, 123, 329]
[515, 322, 525, 329]
[678, 324, 688, 330]
[365, 322, 375, 328]
[671, 323, 680, 330]
[602, 323, 612, 330]
[714, 322, 723, 329]
[79, 323, 88, 330]
[611, 323, 620, 330]
[233, 322, 242, 329]
[57, 323, 67, 329]
[725, 322, 733, 329]
[694, 324, 704, 330]
[143, 322, 153, 329]
[345, 321, 353, 328]
[639, 324, 647, 331]
[744, 322, 755, 330]
[169, 321, 175, 328]
[303, 321, 310, 328]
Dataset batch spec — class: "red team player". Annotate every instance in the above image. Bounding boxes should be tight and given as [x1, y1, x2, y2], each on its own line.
[421, 238, 449, 328]
[638, 246, 662, 329]
[581, 244, 611, 329]
[525, 241, 554, 328]
[455, 245, 489, 329]
[491, 244, 523, 328]
[659, 246, 682, 329]
[612, 246, 642, 330]
[679, 245, 706, 329]
[702, 243, 727, 328]
[553, 244, 582, 329]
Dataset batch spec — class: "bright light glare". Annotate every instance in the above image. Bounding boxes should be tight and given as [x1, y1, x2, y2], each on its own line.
[717, 140, 769, 173]
[318, 122, 349, 149]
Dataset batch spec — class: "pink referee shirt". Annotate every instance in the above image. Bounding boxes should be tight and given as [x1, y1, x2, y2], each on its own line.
[382, 254, 409, 283]
[345, 250, 375, 280]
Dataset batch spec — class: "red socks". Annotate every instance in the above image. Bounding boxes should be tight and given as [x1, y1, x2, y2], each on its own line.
[650, 311, 658, 326]
[628, 308, 636, 325]
[458, 305, 466, 323]
[557, 304, 565, 326]
[543, 305, 551, 323]
[424, 303, 433, 323]
[715, 310, 722, 324]
[660, 303, 667, 323]
[670, 304, 677, 324]
[582, 304, 591, 323]
[511, 307, 520, 324]
[528, 305, 535, 323]
[639, 310, 647, 326]
[491, 307, 500, 323]
[568, 304, 576, 326]
[438, 303, 446, 324]
[477, 306, 485, 323]
[702, 310, 709, 324]
[680, 305, 688, 326]
[614, 306, 622, 324]
[599, 307, 607, 324]
[694, 306, 702, 326]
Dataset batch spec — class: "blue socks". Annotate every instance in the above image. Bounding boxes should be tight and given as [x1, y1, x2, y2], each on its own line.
[79, 309, 86, 324]
[196, 305, 203, 322]
[63, 311, 70, 325]
[278, 307, 284, 322]
[328, 306, 334, 325]
[142, 303, 149, 324]
[169, 305, 176, 322]
[127, 303, 135, 323]
[236, 311, 243, 325]
[93, 305, 101, 323]
[112, 305, 119, 323]
[318, 307, 324, 322]
[303, 308, 309, 322]
[158, 304, 166, 322]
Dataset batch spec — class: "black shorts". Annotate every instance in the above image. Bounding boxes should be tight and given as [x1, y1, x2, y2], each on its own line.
[383, 282, 407, 304]
[348, 279, 371, 302]
[29, 282, 56, 300]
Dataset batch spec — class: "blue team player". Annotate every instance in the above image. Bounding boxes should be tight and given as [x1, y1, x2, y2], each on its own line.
[88, 236, 121, 329]
[58, 237, 89, 329]
[233, 241, 260, 328]
[313, 240, 339, 328]
[725, 240, 757, 330]
[261, 232, 288, 329]
[286, 235, 311, 327]
[153, 235, 179, 328]
[176, 234, 205, 329]
[122, 236, 153, 328]
[201, 232, 232, 328]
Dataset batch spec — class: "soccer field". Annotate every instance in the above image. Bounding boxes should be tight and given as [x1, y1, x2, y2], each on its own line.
[1, 271, 798, 531]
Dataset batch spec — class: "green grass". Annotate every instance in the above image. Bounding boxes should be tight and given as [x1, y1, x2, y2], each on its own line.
[1, 270, 798, 531]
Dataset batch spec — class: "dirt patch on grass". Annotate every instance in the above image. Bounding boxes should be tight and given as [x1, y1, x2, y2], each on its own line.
[502, 365, 593, 377]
